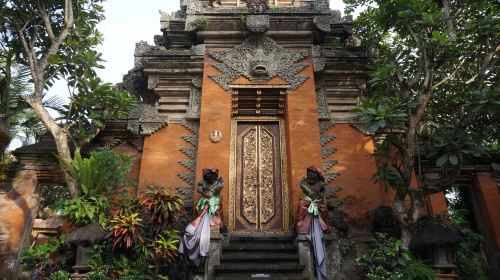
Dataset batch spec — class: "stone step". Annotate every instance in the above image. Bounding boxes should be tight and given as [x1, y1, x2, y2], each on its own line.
[215, 263, 305, 273]
[220, 252, 300, 262]
[216, 273, 307, 280]
[222, 242, 297, 252]
[228, 236, 295, 243]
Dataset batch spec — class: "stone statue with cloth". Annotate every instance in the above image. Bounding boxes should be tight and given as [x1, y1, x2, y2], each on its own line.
[179, 168, 223, 266]
[296, 166, 330, 280]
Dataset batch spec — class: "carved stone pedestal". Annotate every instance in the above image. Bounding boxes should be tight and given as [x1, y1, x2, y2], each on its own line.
[192, 227, 224, 280]
[296, 233, 333, 280]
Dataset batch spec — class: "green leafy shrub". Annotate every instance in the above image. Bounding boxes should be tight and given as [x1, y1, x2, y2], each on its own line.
[60, 149, 134, 227]
[47, 270, 71, 280]
[62, 194, 109, 226]
[22, 236, 65, 271]
[66, 149, 133, 197]
[357, 233, 436, 280]
[451, 209, 492, 280]
[22, 236, 73, 279]
[107, 212, 143, 251]
[141, 186, 183, 234]
[86, 270, 113, 280]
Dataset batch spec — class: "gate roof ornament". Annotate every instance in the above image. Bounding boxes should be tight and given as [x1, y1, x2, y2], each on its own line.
[209, 36, 309, 93]
[127, 103, 168, 135]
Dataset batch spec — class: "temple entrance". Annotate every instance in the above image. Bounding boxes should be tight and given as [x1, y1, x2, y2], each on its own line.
[230, 119, 289, 234]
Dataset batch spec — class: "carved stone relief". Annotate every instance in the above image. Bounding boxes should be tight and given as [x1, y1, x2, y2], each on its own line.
[187, 77, 203, 119]
[247, 0, 269, 13]
[177, 120, 200, 208]
[319, 120, 340, 184]
[209, 36, 309, 93]
[313, 10, 351, 34]
[147, 75, 159, 90]
[127, 103, 168, 136]
[312, 45, 326, 73]
[316, 79, 331, 120]
[246, 15, 269, 33]
[192, 44, 206, 56]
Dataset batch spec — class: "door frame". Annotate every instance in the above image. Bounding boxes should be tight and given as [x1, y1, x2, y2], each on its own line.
[229, 116, 290, 235]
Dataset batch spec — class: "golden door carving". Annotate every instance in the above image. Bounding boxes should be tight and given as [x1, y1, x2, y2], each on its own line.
[234, 122, 285, 232]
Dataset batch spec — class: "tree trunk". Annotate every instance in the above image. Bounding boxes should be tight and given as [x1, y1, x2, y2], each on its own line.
[27, 96, 79, 197]
[394, 199, 412, 249]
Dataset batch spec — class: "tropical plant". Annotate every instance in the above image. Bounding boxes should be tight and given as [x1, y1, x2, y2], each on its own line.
[107, 212, 144, 251]
[141, 186, 183, 234]
[346, 0, 499, 247]
[86, 270, 113, 280]
[59, 149, 134, 226]
[47, 270, 71, 280]
[22, 236, 71, 279]
[62, 194, 109, 226]
[66, 149, 133, 197]
[357, 233, 436, 280]
[448, 204, 492, 280]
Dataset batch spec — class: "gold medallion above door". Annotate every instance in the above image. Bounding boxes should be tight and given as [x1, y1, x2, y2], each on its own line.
[230, 119, 289, 234]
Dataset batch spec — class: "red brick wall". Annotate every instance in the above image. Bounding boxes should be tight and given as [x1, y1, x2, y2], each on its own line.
[138, 124, 194, 194]
[475, 172, 500, 250]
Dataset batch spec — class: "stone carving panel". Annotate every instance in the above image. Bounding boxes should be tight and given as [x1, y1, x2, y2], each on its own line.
[209, 36, 309, 93]
[246, 15, 269, 33]
[187, 78, 203, 119]
[127, 103, 168, 135]
[312, 45, 326, 73]
[319, 120, 340, 184]
[316, 80, 331, 120]
[177, 120, 200, 208]
[247, 0, 268, 13]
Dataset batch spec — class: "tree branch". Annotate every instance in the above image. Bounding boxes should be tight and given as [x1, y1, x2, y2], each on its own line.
[39, 0, 75, 71]
[432, 60, 465, 90]
[37, 1, 55, 43]
[442, 0, 456, 40]
[15, 25, 38, 86]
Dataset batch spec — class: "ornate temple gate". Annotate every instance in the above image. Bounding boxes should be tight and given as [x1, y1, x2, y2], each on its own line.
[228, 85, 290, 234]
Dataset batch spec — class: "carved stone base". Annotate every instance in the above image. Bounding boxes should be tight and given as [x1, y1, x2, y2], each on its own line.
[296, 233, 333, 279]
[192, 227, 224, 280]
[297, 235, 315, 279]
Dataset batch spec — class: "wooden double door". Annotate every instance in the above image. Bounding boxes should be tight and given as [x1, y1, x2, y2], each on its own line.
[233, 121, 287, 233]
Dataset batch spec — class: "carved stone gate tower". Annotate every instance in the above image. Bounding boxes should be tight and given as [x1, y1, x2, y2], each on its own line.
[5, 0, 486, 278]
[126, 0, 381, 237]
